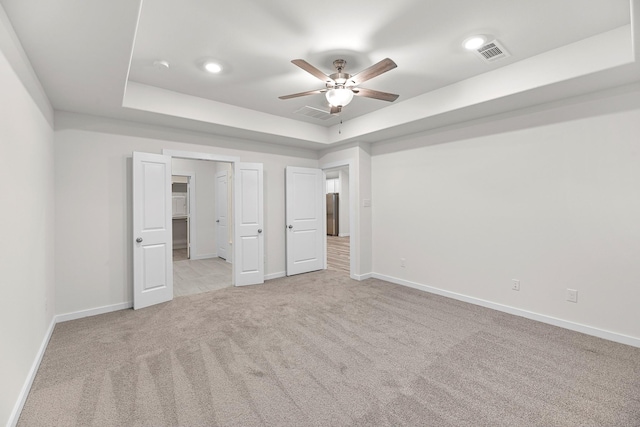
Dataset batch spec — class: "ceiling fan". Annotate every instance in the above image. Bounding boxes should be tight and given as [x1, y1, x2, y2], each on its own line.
[279, 58, 399, 114]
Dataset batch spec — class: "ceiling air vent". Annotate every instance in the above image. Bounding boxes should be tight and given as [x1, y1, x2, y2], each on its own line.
[294, 106, 335, 121]
[473, 40, 510, 63]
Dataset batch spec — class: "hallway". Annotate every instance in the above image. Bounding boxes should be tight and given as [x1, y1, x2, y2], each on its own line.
[327, 235, 350, 274]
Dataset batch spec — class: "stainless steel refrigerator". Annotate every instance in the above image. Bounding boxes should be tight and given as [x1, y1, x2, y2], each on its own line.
[326, 193, 339, 236]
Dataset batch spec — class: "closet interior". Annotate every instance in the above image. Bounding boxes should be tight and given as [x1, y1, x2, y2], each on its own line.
[172, 176, 190, 260]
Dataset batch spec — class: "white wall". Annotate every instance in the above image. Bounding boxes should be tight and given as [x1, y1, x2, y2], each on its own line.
[371, 86, 640, 342]
[172, 158, 218, 258]
[338, 168, 350, 236]
[0, 9, 55, 426]
[356, 146, 373, 276]
[54, 113, 317, 316]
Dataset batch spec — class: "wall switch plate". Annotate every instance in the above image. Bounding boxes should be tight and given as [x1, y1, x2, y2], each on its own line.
[400, 258, 406, 268]
[567, 289, 578, 303]
[512, 279, 520, 291]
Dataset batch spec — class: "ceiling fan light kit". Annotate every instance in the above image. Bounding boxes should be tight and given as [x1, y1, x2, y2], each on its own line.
[326, 88, 354, 107]
[279, 57, 399, 114]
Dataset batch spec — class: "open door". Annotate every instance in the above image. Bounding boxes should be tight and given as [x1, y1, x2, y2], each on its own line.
[133, 152, 173, 309]
[285, 167, 326, 276]
[233, 163, 264, 286]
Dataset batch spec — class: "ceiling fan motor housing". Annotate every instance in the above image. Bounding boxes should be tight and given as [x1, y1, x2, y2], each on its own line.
[328, 73, 352, 87]
[329, 59, 352, 87]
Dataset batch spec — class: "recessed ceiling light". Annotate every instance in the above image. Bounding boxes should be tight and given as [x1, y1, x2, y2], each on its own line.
[204, 62, 222, 73]
[463, 36, 487, 50]
[153, 60, 170, 69]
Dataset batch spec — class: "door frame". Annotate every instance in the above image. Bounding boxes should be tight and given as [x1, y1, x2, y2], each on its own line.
[171, 171, 195, 259]
[320, 160, 355, 278]
[163, 149, 242, 282]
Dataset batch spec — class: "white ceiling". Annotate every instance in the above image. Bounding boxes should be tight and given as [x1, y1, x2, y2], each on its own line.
[1, 0, 638, 150]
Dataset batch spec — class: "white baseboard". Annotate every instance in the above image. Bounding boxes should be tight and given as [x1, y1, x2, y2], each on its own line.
[352, 272, 373, 281]
[56, 301, 133, 323]
[189, 253, 217, 261]
[8, 316, 56, 427]
[373, 273, 640, 349]
[338, 233, 350, 237]
[265, 271, 286, 281]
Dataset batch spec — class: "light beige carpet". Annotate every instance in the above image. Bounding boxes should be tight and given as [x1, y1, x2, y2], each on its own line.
[18, 270, 640, 426]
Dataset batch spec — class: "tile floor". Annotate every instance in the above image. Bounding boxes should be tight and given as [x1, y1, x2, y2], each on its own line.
[173, 249, 232, 296]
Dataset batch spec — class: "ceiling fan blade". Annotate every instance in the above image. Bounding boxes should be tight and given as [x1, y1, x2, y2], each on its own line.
[330, 105, 342, 115]
[278, 89, 326, 100]
[291, 59, 332, 83]
[353, 87, 399, 102]
[350, 58, 397, 85]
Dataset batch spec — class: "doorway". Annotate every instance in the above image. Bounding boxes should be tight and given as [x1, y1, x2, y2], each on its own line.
[323, 164, 352, 275]
[133, 151, 264, 309]
[171, 173, 193, 261]
[171, 158, 233, 297]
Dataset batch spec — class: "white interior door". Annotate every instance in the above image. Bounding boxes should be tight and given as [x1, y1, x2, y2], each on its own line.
[286, 167, 326, 276]
[133, 152, 173, 309]
[216, 171, 228, 260]
[185, 178, 191, 260]
[233, 163, 264, 286]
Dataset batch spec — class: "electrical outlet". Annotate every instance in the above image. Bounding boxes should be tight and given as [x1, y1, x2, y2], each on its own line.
[400, 258, 406, 268]
[512, 279, 520, 291]
[566, 289, 578, 303]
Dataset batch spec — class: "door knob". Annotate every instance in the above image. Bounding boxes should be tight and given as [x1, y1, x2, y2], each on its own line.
[288, 225, 293, 229]
[136, 237, 143, 243]
[216, 219, 220, 223]
[258, 229, 262, 233]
